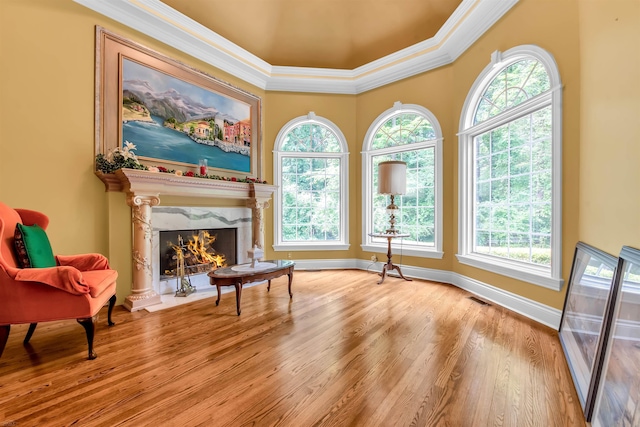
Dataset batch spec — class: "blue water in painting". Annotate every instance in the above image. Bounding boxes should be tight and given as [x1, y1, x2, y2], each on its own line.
[122, 115, 250, 173]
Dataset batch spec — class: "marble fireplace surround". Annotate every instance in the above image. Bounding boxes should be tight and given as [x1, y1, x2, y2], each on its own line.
[152, 206, 252, 295]
[97, 168, 276, 311]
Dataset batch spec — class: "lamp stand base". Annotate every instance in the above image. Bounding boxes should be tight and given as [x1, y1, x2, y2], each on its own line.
[377, 234, 412, 285]
[378, 261, 412, 285]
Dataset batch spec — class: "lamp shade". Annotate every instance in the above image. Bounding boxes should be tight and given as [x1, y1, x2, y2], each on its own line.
[378, 160, 407, 195]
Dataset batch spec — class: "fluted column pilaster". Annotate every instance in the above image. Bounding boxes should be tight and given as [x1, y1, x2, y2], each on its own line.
[123, 193, 162, 311]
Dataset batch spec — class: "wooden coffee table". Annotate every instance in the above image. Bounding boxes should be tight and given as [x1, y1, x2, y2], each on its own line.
[208, 260, 294, 315]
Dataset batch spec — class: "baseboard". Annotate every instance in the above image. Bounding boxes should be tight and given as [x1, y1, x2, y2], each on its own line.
[448, 272, 561, 329]
[292, 258, 562, 329]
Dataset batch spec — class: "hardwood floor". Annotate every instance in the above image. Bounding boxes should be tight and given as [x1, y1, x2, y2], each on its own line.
[0, 270, 585, 426]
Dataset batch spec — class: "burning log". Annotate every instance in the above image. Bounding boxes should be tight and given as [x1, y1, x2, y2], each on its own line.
[163, 230, 227, 280]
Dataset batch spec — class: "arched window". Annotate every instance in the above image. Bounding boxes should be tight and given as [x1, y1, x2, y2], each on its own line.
[361, 102, 443, 258]
[273, 112, 349, 251]
[457, 45, 563, 290]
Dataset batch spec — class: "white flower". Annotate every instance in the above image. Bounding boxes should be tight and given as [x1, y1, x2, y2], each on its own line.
[175, 170, 183, 176]
[119, 141, 138, 161]
[103, 141, 141, 164]
[122, 149, 138, 161]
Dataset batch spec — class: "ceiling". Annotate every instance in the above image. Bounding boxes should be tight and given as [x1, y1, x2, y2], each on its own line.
[161, 0, 462, 69]
[75, 0, 520, 93]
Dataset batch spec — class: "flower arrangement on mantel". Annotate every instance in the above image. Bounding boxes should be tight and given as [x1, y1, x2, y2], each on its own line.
[95, 141, 267, 184]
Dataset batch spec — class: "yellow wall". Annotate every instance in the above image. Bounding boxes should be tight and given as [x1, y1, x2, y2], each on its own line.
[355, 67, 455, 271]
[355, 0, 583, 309]
[0, 0, 266, 303]
[1, 0, 638, 311]
[578, 0, 640, 254]
[263, 92, 358, 260]
[450, 0, 582, 308]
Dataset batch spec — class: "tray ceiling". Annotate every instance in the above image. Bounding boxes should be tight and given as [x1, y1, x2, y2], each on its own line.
[161, 0, 462, 69]
[74, 0, 520, 93]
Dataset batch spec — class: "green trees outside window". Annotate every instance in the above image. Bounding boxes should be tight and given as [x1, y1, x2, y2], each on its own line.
[458, 45, 563, 289]
[472, 59, 552, 265]
[281, 157, 341, 241]
[371, 113, 437, 246]
[362, 103, 443, 258]
[273, 114, 349, 251]
[372, 148, 436, 246]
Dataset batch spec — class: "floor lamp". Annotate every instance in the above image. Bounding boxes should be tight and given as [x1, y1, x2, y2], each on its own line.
[372, 160, 412, 284]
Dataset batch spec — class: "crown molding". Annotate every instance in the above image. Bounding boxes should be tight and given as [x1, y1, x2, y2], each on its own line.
[74, 0, 519, 94]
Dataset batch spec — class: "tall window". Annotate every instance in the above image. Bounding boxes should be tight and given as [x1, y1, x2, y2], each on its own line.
[362, 102, 443, 258]
[273, 112, 349, 251]
[457, 46, 563, 290]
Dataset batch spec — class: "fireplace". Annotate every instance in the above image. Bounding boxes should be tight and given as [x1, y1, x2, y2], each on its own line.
[159, 228, 237, 279]
[152, 206, 252, 295]
[100, 169, 276, 311]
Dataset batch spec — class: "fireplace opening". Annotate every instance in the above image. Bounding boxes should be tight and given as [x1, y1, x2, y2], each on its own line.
[159, 228, 237, 279]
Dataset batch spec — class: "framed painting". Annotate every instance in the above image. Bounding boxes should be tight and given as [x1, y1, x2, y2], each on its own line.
[558, 242, 619, 421]
[591, 245, 640, 427]
[95, 27, 262, 178]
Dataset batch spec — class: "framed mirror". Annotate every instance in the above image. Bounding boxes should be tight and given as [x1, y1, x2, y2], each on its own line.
[591, 245, 640, 427]
[558, 242, 619, 420]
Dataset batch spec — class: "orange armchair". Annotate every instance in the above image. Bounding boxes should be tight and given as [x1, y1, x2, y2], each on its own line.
[0, 202, 117, 360]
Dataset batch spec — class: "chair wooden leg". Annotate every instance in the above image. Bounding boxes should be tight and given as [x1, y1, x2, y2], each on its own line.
[77, 316, 98, 360]
[0, 325, 10, 358]
[23, 323, 37, 344]
[107, 295, 116, 326]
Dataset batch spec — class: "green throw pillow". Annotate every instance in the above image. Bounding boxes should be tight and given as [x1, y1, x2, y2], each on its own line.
[14, 223, 56, 268]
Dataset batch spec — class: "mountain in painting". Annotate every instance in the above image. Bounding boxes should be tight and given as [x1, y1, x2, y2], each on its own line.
[123, 79, 238, 123]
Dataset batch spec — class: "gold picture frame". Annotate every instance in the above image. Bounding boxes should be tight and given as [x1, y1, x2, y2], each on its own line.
[95, 26, 262, 178]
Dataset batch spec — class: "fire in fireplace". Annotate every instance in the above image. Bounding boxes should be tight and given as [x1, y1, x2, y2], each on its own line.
[159, 228, 237, 279]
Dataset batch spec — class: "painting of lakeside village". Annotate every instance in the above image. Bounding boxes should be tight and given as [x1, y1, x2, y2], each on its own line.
[121, 58, 252, 173]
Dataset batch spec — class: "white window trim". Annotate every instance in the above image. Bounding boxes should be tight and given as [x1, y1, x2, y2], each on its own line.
[273, 112, 350, 252]
[457, 45, 564, 291]
[361, 101, 444, 259]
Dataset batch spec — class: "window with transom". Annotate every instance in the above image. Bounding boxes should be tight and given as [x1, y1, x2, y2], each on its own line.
[457, 46, 563, 290]
[273, 113, 349, 251]
[362, 102, 443, 259]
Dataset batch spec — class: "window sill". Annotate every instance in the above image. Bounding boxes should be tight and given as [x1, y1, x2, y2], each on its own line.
[273, 243, 350, 251]
[455, 253, 563, 291]
[361, 244, 444, 259]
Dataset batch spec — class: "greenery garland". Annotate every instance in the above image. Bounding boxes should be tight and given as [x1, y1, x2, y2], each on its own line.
[95, 152, 147, 174]
[95, 142, 267, 184]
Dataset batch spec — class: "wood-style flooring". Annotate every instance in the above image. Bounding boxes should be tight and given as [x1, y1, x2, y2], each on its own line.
[0, 270, 586, 426]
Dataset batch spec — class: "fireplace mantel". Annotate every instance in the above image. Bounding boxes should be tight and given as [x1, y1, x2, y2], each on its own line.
[96, 169, 277, 201]
[97, 168, 276, 311]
